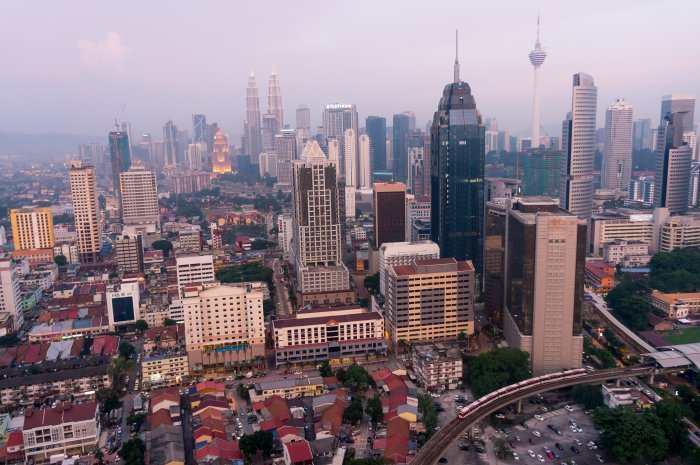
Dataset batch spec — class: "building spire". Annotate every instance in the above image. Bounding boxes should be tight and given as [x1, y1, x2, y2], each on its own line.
[454, 30, 460, 83]
[536, 13, 541, 46]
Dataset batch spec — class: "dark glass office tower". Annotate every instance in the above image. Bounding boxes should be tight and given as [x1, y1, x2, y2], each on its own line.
[392, 113, 411, 182]
[192, 114, 207, 144]
[430, 75, 485, 273]
[109, 131, 131, 205]
[366, 116, 387, 173]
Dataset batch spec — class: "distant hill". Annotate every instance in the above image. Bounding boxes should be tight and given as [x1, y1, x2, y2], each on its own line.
[0, 132, 105, 159]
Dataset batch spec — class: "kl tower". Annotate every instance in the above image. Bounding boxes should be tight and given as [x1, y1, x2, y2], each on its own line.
[529, 15, 547, 149]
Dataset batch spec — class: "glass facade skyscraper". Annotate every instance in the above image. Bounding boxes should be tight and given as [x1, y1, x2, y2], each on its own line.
[109, 131, 131, 206]
[366, 116, 387, 173]
[392, 113, 411, 183]
[430, 80, 485, 274]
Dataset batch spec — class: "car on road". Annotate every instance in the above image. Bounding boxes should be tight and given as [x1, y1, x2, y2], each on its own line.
[438, 458, 448, 463]
[565, 405, 574, 412]
[540, 406, 549, 412]
[532, 430, 541, 437]
[431, 393, 440, 398]
[574, 439, 582, 446]
[534, 414, 544, 421]
[527, 450, 535, 458]
[545, 451, 555, 460]
[458, 443, 469, 451]
[495, 413, 506, 419]
[571, 446, 580, 454]
[596, 454, 604, 463]
[512, 452, 520, 461]
[520, 421, 529, 429]
[536, 454, 545, 462]
[555, 443, 563, 450]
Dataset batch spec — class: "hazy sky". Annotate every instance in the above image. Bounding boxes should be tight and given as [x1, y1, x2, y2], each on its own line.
[2, 0, 699, 142]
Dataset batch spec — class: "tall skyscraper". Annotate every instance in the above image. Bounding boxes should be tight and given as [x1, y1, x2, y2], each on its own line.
[501, 198, 586, 375]
[163, 121, 179, 166]
[291, 141, 349, 294]
[601, 99, 634, 191]
[211, 130, 231, 174]
[276, 129, 297, 187]
[185, 142, 207, 172]
[430, 36, 485, 273]
[192, 114, 207, 145]
[69, 161, 101, 264]
[392, 113, 411, 182]
[10, 207, 54, 250]
[342, 128, 357, 188]
[374, 182, 406, 247]
[358, 133, 372, 188]
[559, 73, 597, 220]
[268, 66, 284, 131]
[262, 113, 278, 153]
[109, 131, 131, 204]
[654, 112, 693, 215]
[245, 70, 263, 163]
[528, 16, 547, 148]
[323, 104, 358, 140]
[296, 104, 311, 130]
[660, 94, 695, 129]
[0, 254, 23, 331]
[120, 165, 159, 235]
[366, 116, 387, 173]
[633, 118, 652, 151]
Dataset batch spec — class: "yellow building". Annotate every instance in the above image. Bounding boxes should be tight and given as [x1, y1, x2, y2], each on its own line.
[10, 207, 54, 250]
[211, 130, 231, 174]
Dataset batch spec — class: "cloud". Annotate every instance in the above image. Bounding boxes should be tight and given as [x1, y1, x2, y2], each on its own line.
[77, 32, 130, 72]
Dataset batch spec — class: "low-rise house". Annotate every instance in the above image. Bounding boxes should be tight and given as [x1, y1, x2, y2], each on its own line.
[283, 440, 314, 465]
[650, 290, 700, 319]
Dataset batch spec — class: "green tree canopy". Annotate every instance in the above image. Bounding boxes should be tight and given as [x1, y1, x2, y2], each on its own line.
[216, 264, 273, 285]
[118, 438, 145, 465]
[134, 320, 149, 332]
[418, 395, 437, 437]
[118, 341, 136, 359]
[237, 383, 251, 402]
[649, 248, 700, 292]
[593, 406, 671, 464]
[365, 395, 383, 424]
[363, 273, 380, 295]
[465, 348, 531, 398]
[339, 364, 374, 392]
[319, 360, 334, 378]
[344, 396, 364, 424]
[54, 255, 67, 266]
[163, 318, 177, 326]
[572, 384, 604, 410]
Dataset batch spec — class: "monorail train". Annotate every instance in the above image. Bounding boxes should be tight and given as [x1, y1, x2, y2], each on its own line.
[458, 368, 587, 419]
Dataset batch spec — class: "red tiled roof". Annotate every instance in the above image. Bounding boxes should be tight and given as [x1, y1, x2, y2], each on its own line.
[285, 440, 313, 464]
[7, 431, 23, 447]
[23, 401, 97, 430]
[259, 419, 277, 431]
[277, 426, 301, 440]
[149, 409, 173, 429]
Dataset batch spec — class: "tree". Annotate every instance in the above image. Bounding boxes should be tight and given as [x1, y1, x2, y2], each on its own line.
[0, 332, 18, 348]
[108, 357, 135, 389]
[152, 239, 174, 257]
[649, 248, 700, 292]
[465, 348, 531, 398]
[344, 396, 364, 424]
[593, 407, 670, 464]
[126, 411, 146, 428]
[163, 318, 177, 326]
[343, 364, 374, 392]
[96, 388, 122, 413]
[365, 395, 383, 424]
[118, 438, 145, 465]
[237, 383, 251, 402]
[572, 384, 604, 410]
[239, 434, 256, 459]
[119, 341, 136, 359]
[363, 273, 380, 295]
[216, 264, 274, 285]
[252, 430, 274, 457]
[319, 360, 334, 378]
[93, 447, 105, 465]
[418, 395, 437, 437]
[251, 239, 277, 250]
[54, 255, 67, 266]
[134, 320, 149, 332]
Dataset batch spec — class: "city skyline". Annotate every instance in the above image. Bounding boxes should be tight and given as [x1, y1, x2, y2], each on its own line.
[2, 1, 699, 140]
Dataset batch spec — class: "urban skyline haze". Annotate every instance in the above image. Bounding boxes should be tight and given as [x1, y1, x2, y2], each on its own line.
[2, 0, 699, 140]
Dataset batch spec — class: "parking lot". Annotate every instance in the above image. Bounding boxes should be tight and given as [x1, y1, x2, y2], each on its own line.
[505, 404, 609, 464]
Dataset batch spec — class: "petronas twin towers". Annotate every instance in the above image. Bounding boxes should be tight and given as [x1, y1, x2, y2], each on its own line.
[244, 67, 283, 164]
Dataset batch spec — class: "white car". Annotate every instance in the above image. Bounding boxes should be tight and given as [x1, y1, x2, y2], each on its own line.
[431, 393, 441, 398]
[565, 405, 574, 412]
[570, 425, 577, 432]
[534, 414, 544, 421]
[596, 454, 604, 463]
[536, 454, 545, 462]
[512, 452, 520, 461]
[574, 439, 582, 446]
[532, 430, 541, 437]
[527, 450, 536, 458]
[495, 413, 506, 419]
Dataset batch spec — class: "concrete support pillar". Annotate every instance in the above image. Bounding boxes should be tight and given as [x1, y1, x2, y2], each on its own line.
[516, 399, 523, 413]
[615, 378, 621, 387]
[648, 374, 654, 385]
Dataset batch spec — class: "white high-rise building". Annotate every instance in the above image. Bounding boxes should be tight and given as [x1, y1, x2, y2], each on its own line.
[183, 283, 265, 368]
[322, 103, 358, 140]
[185, 142, 207, 171]
[259, 152, 278, 178]
[529, 16, 547, 149]
[378, 241, 440, 297]
[601, 99, 634, 191]
[69, 161, 101, 264]
[268, 66, 284, 131]
[0, 254, 24, 332]
[343, 128, 358, 188]
[175, 253, 215, 294]
[292, 141, 349, 294]
[120, 165, 159, 235]
[358, 134, 372, 188]
[276, 129, 297, 187]
[654, 112, 693, 215]
[560, 73, 597, 220]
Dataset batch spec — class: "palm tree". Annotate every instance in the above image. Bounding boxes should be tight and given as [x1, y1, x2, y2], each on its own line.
[108, 357, 135, 389]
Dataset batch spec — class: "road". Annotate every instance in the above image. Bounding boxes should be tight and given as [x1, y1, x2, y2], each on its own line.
[410, 365, 663, 465]
[271, 258, 292, 316]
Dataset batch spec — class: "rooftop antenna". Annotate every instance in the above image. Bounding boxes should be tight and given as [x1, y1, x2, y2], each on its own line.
[454, 30, 460, 83]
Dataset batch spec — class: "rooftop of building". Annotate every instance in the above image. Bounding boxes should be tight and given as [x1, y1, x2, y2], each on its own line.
[23, 401, 97, 430]
[651, 290, 700, 305]
[391, 258, 474, 276]
[255, 376, 324, 391]
[273, 310, 382, 330]
[412, 342, 463, 362]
